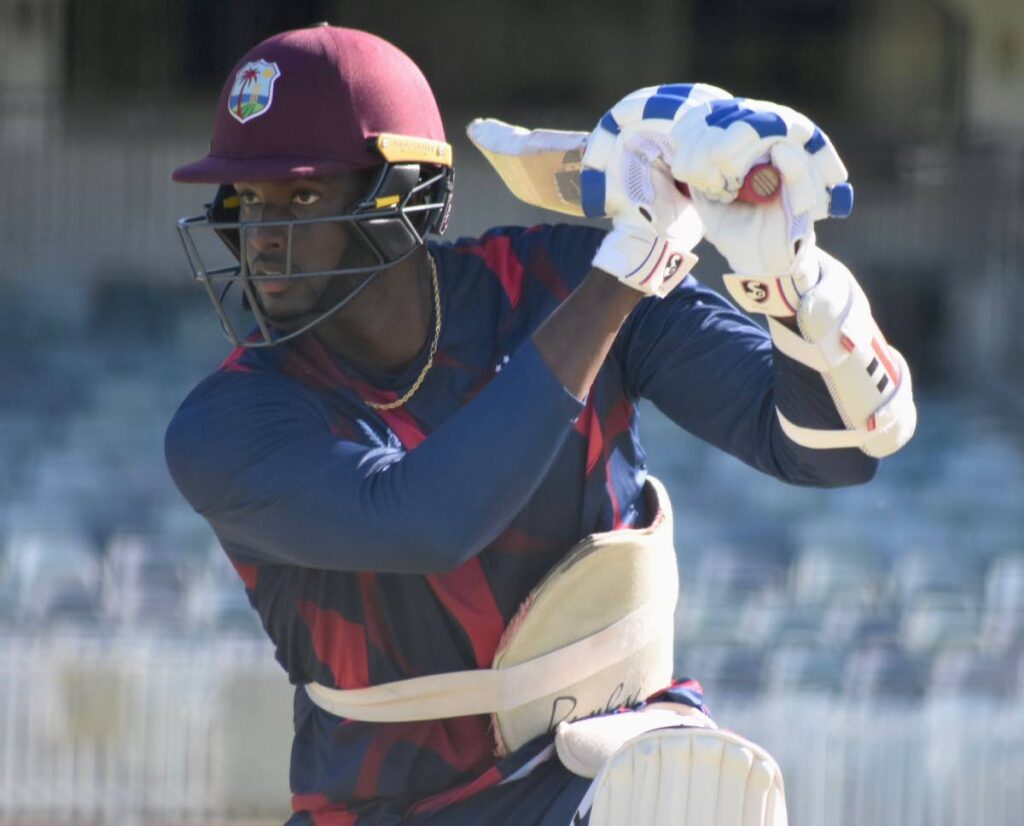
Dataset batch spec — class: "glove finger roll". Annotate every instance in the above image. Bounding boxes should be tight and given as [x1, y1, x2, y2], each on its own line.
[770, 142, 820, 217]
[582, 126, 619, 171]
[611, 82, 732, 128]
[671, 107, 733, 196]
[810, 140, 848, 188]
[648, 165, 704, 249]
[608, 91, 661, 129]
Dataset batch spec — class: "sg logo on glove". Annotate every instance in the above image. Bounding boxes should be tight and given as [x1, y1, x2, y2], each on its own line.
[742, 280, 770, 303]
[664, 253, 685, 280]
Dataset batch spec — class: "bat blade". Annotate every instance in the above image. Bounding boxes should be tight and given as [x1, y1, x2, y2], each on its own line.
[467, 119, 587, 216]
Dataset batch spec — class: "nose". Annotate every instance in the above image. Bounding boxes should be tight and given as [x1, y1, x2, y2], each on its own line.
[245, 220, 287, 256]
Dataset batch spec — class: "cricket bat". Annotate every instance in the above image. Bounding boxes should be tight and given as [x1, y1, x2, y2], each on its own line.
[466, 118, 782, 218]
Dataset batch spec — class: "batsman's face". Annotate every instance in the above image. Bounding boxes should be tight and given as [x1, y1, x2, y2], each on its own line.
[233, 173, 372, 324]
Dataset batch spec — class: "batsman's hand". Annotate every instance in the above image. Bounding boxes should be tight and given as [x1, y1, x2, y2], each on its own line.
[581, 84, 731, 297]
[670, 97, 853, 286]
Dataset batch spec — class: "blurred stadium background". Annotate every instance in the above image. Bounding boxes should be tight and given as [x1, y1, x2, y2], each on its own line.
[0, 1, 1022, 823]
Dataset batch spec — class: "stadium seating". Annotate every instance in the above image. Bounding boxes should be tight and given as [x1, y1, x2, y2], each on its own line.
[843, 644, 928, 701]
[891, 548, 985, 603]
[822, 600, 901, 649]
[764, 642, 845, 695]
[984, 552, 1024, 613]
[979, 610, 1024, 656]
[928, 647, 1017, 701]
[101, 532, 190, 627]
[740, 595, 829, 646]
[900, 593, 980, 653]
[182, 540, 263, 634]
[2, 529, 101, 624]
[676, 591, 751, 646]
[789, 544, 887, 605]
[677, 641, 766, 697]
[690, 544, 788, 598]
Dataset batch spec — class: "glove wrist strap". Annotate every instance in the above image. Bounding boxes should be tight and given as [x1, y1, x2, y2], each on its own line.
[721, 243, 821, 317]
[721, 273, 803, 317]
[592, 226, 698, 297]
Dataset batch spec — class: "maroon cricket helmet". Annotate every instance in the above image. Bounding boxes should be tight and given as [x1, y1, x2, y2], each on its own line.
[173, 24, 455, 349]
[173, 24, 447, 183]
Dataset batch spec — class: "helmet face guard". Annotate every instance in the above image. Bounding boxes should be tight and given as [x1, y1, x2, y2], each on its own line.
[176, 137, 454, 348]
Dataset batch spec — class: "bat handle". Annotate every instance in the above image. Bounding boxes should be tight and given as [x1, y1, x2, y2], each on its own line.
[671, 161, 774, 204]
[737, 163, 782, 204]
[679, 164, 855, 218]
[674, 162, 780, 204]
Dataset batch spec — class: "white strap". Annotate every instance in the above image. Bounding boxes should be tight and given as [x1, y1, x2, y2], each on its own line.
[304, 594, 673, 722]
[766, 317, 829, 372]
[776, 407, 866, 450]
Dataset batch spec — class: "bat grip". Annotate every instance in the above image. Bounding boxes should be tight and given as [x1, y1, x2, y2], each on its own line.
[675, 162, 781, 205]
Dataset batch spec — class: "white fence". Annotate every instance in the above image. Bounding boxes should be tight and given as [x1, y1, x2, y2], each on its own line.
[716, 696, 1024, 826]
[0, 632, 1022, 825]
[0, 632, 293, 824]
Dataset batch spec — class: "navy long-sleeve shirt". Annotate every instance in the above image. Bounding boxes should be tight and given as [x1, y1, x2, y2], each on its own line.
[165, 223, 875, 820]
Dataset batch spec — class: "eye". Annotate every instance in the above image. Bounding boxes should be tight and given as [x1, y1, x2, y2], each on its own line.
[292, 190, 321, 206]
[237, 190, 262, 207]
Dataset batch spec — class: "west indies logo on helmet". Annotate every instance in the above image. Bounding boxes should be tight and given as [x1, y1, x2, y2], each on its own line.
[227, 60, 281, 124]
[173, 25, 454, 348]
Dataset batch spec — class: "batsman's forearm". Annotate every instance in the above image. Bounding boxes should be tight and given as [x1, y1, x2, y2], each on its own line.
[533, 268, 644, 399]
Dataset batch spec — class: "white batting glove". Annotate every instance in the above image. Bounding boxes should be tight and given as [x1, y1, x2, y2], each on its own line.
[670, 97, 853, 288]
[580, 84, 732, 297]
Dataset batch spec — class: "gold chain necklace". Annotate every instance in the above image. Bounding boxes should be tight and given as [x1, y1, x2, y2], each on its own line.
[365, 252, 441, 411]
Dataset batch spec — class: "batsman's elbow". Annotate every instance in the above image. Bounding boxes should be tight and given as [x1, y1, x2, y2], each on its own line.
[823, 449, 880, 487]
[776, 441, 880, 488]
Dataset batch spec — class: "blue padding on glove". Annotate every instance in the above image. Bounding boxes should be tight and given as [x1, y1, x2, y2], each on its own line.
[804, 128, 827, 154]
[828, 182, 855, 218]
[599, 111, 621, 136]
[704, 100, 741, 126]
[580, 168, 607, 218]
[706, 102, 787, 139]
[656, 83, 695, 99]
[642, 94, 685, 121]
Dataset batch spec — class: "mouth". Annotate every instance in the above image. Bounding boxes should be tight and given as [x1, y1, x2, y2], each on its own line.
[256, 278, 291, 295]
[250, 268, 291, 296]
